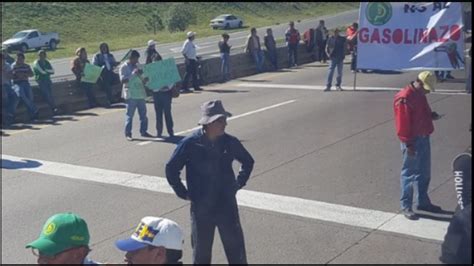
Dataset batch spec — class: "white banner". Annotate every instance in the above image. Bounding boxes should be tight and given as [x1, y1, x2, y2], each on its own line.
[357, 2, 465, 71]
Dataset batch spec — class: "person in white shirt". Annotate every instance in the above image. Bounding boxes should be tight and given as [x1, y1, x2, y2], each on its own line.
[180, 31, 202, 93]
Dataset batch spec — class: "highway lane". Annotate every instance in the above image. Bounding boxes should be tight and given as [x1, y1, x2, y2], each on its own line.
[2, 63, 470, 264]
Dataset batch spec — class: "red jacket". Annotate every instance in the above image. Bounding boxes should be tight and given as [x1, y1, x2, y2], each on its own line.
[394, 84, 434, 144]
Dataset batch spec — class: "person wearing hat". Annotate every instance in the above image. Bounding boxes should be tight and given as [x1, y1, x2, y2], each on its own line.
[26, 212, 100, 264]
[71, 47, 99, 108]
[180, 31, 203, 92]
[393, 71, 443, 220]
[33, 50, 59, 115]
[145, 40, 162, 64]
[166, 100, 254, 264]
[115, 217, 184, 264]
[93, 42, 120, 107]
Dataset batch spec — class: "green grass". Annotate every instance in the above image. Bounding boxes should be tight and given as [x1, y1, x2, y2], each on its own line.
[2, 2, 359, 63]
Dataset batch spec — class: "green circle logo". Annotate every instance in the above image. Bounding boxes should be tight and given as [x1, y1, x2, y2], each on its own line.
[366, 3, 392, 26]
[44, 223, 56, 235]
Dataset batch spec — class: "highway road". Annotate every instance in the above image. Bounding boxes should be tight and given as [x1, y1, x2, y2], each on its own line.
[38, 9, 359, 83]
[2, 59, 471, 264]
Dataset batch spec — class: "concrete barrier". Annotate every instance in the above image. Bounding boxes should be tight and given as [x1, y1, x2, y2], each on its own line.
[9, 44, 318, 123]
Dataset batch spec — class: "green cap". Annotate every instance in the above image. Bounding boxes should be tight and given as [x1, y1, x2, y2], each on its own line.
[26, 213, 90, 256]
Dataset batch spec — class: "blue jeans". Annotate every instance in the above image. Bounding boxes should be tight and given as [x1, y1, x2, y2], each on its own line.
[400, 136, 432, 210]
[220, 52, 230, 81]
[251, 50, 264, 72]
[266, 49, 278, 70]
[288, 44, 298, 67]
[14, 81, 38, 119]
[326, 57, 344, 88]
[125, 98, 148, 137]
[37, 79, 56, 110]
[80, 82, 98, 108]
[2, 83, 19, 125]
[152, 91, 173, 136]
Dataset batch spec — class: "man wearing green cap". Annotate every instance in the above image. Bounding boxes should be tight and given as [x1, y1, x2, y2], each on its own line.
[26, 212, 100, 264]
[393, 71, 443, 220]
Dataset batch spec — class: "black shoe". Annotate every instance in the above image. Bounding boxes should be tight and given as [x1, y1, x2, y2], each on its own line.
[402, 208, 418, 220]
[181, 89, 192, 93]
[168, 132, 175, 138]
[417, 204, 442, 213]
[141, 132, 154, 138]
[323, 87, 330, 92]
[194, 87, 203, 91]
[446, 74, 455, 79]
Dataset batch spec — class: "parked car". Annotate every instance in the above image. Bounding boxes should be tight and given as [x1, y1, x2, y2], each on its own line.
[210, 14, 243, 29]
[2, 29, 60, 53]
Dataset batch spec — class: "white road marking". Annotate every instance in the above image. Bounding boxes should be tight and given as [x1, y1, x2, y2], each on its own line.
[2, 154, 448, 241]
[236, 83, 469, 95]
[137, 100, 296, 146]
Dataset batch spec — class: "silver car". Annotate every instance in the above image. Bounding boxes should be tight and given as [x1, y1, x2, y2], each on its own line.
[210, 14, 243, 30]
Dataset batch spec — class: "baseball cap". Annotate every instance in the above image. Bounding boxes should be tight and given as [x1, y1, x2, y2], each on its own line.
[187, 31, 196, 38]
[26, 213, 90, 257]
[115, 217, 184, 252]
[418, 71, 436, 92]
[147, 40, 157, 47]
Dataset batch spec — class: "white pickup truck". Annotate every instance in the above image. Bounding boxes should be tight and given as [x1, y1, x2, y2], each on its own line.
[2, 29, 60, 53]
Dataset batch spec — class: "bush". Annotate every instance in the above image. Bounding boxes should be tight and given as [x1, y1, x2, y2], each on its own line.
[165, 3, 197, 33]
[145, 10, 164, 34]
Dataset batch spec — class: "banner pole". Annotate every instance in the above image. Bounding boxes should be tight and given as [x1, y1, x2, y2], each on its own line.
[353, 67, 357, 91]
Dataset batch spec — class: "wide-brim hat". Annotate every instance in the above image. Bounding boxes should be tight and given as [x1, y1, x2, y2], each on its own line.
[198, 100, 232, 125]
[418, 71, 436, 92]
[187, 31, 196, 38]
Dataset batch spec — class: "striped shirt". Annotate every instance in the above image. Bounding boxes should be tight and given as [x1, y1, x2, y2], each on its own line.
[11, 62, 33, 83]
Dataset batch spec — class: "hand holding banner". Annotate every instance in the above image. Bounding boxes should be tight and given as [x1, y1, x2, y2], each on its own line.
[82, 63, 103, 83]
[143, 58, 182, 91]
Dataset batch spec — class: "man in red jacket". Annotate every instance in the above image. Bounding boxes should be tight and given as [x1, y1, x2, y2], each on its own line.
[394, 71, 443, 220]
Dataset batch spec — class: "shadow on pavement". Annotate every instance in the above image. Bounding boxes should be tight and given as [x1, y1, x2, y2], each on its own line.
[358, 70, 403, 75]
[133, 135, 185, 145]
[1, 130, 9, 137]
[1, 159, 42, 170]
[237, 79, 271, 82]
[415, 212, 454, 222]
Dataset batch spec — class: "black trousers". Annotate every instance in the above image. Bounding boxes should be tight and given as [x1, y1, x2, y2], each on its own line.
[190, 200, 247, 264]
[182, 59, 200, 90]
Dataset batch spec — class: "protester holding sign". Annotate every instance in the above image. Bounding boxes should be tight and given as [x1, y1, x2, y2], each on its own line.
[93, 42, 120, 107]
[71, 47, 98, 108]
[145, 55, 176, 139]
[119, 50, 153, 141]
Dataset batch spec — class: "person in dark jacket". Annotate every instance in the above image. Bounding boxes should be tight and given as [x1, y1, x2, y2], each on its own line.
[93, 42, 119, 107]
[166, 100, 254, 264]
[264, 28, 278, 70]
[324, 29, 346, 91]
[145, 40, 162, 64]
[314, 20, 328, 63]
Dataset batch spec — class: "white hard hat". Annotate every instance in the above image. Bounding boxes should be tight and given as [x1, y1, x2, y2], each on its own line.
[147, 40, 157, 47]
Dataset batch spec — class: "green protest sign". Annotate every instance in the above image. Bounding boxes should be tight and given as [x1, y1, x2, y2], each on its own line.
[143, 58, 182, 91]
[128, 74, 147, 99]
[82, 63, 103, 83]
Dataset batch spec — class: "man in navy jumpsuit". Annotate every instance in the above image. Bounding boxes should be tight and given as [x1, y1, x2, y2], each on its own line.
[166, 100, 254, 264]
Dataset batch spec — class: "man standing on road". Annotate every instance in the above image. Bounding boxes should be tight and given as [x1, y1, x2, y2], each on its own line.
[93, 42, 120, 107]
[218, 33, 232, 83]
[245, 27, 265, 73]
[12, 52, 39, 121]
[264, 28, 278, 70]
[181, 31, 203, 93]
[314, 20, 329, 63]
[119, 50, 153, 141]
[324, 29, 346, 91]
[393, 71, 443, 220]
[166, 100, 255, 264]
[26, 212, 100, 265]
[115, 217, 184, 265]
[33, 50, 59, 115]
[285, 21, 301, 68]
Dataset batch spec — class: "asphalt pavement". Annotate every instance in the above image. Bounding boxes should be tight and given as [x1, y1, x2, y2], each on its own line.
[1, 61, 471, 264]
